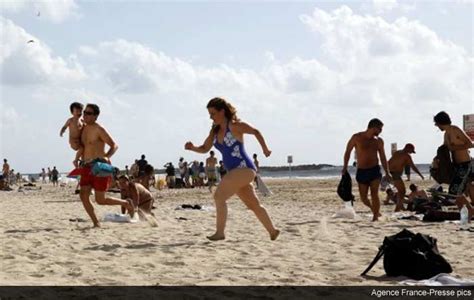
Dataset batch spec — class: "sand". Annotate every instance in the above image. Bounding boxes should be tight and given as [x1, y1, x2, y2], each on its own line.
[1, 178, 472, 286]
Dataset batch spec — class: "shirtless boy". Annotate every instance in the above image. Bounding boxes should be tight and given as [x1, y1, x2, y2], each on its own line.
[60, 102, 84, 167]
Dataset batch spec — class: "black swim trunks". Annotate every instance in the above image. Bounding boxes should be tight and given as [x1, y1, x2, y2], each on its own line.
[448, 160, 473, 196]
[356, 165, 382, 185]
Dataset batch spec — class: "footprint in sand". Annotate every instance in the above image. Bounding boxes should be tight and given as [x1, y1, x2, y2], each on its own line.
[84, 244, 121, 251]
[163, 261, 186, 267]
[67, 268, 83, 277]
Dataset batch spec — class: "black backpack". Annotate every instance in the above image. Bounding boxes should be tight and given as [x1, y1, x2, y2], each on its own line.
[430, 145, 455, 184]
[337, 171, 355, 205]
[361, 229, 452, 280]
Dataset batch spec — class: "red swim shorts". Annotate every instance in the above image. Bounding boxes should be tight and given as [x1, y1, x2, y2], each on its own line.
[79, 166, 111, 192]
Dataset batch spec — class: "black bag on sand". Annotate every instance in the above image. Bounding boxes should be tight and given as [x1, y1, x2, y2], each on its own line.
[423, 210, 461, 222]
[337, 171, 355, 205]
[361, 229, 452, 280]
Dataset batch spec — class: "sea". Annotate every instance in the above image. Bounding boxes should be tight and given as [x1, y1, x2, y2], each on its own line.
[22, 164, 432, 183]
[257, 164, 432, 180]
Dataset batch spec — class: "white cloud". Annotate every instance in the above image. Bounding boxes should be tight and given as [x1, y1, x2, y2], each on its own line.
[78, 46, 98, 56]
[0, 17, 86, 86]
[0, 0, 80, 23]
[1, 5, 472, 172]
[372, 0, 399, 13]
[299, 6, 472, 108]
[0, 105, 20, 130]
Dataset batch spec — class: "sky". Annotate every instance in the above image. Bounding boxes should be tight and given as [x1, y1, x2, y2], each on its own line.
[1, 0, 473, 174]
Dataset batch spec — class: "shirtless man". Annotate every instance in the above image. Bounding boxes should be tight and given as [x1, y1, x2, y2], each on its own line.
[388, 143, 424, 211]
[434, 111, 474, 221]
[78, 103, 133, 227]
[60, 102, 84, 167]
[342, 118, 390, 221]
[206, 151, 218, 192]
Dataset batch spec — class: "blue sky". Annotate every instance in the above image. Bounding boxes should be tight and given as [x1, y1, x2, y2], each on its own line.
[1, 0, 473, 173]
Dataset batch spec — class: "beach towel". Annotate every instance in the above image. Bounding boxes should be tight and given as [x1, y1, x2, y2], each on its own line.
[91, 161, 115, 177]
[401, 273, 474, 286]
[68, 160, 116, 178]
[256, 175, 272, 197]
[337, 171, 354, 204]
[361, 229, 452, 280]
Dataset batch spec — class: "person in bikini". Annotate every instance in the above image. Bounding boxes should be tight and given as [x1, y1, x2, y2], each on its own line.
[60, 102, 85, 167]
[185, 97, 280, 241]
[388, 143, 424, 211]
[342, 118, 390, 221]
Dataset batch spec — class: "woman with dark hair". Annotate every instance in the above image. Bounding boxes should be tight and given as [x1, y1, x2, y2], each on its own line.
[185, 97, 280, 241]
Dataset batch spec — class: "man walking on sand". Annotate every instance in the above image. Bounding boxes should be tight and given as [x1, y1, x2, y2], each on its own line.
[342, 118, 391, 221]
[78, 104, 133, 227]
[388, 143, 424, 212]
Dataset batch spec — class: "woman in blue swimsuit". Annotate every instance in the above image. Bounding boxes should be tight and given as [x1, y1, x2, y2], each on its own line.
[185, 97, 280, 241]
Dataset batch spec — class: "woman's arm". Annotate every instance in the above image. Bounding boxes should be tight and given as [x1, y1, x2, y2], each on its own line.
[185, 129, 214, 154]
[234, 122, 271, 157]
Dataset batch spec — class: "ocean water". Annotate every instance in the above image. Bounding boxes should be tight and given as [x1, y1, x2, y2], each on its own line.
[259, 164, 432, 179]
[21, 164, 432, 183]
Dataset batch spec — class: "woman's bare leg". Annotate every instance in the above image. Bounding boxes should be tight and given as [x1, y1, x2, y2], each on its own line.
[236, 184, 280, 240]
[208, 168, 256, 241]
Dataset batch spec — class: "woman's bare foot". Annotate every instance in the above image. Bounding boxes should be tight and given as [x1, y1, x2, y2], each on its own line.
[270, 229, 280, 241]
[207, 233, 225, 241]
[93, 222, 101, 228]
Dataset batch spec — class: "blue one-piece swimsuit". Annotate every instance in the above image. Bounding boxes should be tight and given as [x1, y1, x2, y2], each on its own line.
[213, 124, 256, 172]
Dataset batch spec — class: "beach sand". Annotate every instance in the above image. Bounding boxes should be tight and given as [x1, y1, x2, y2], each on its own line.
[1, 178, 472, 286]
